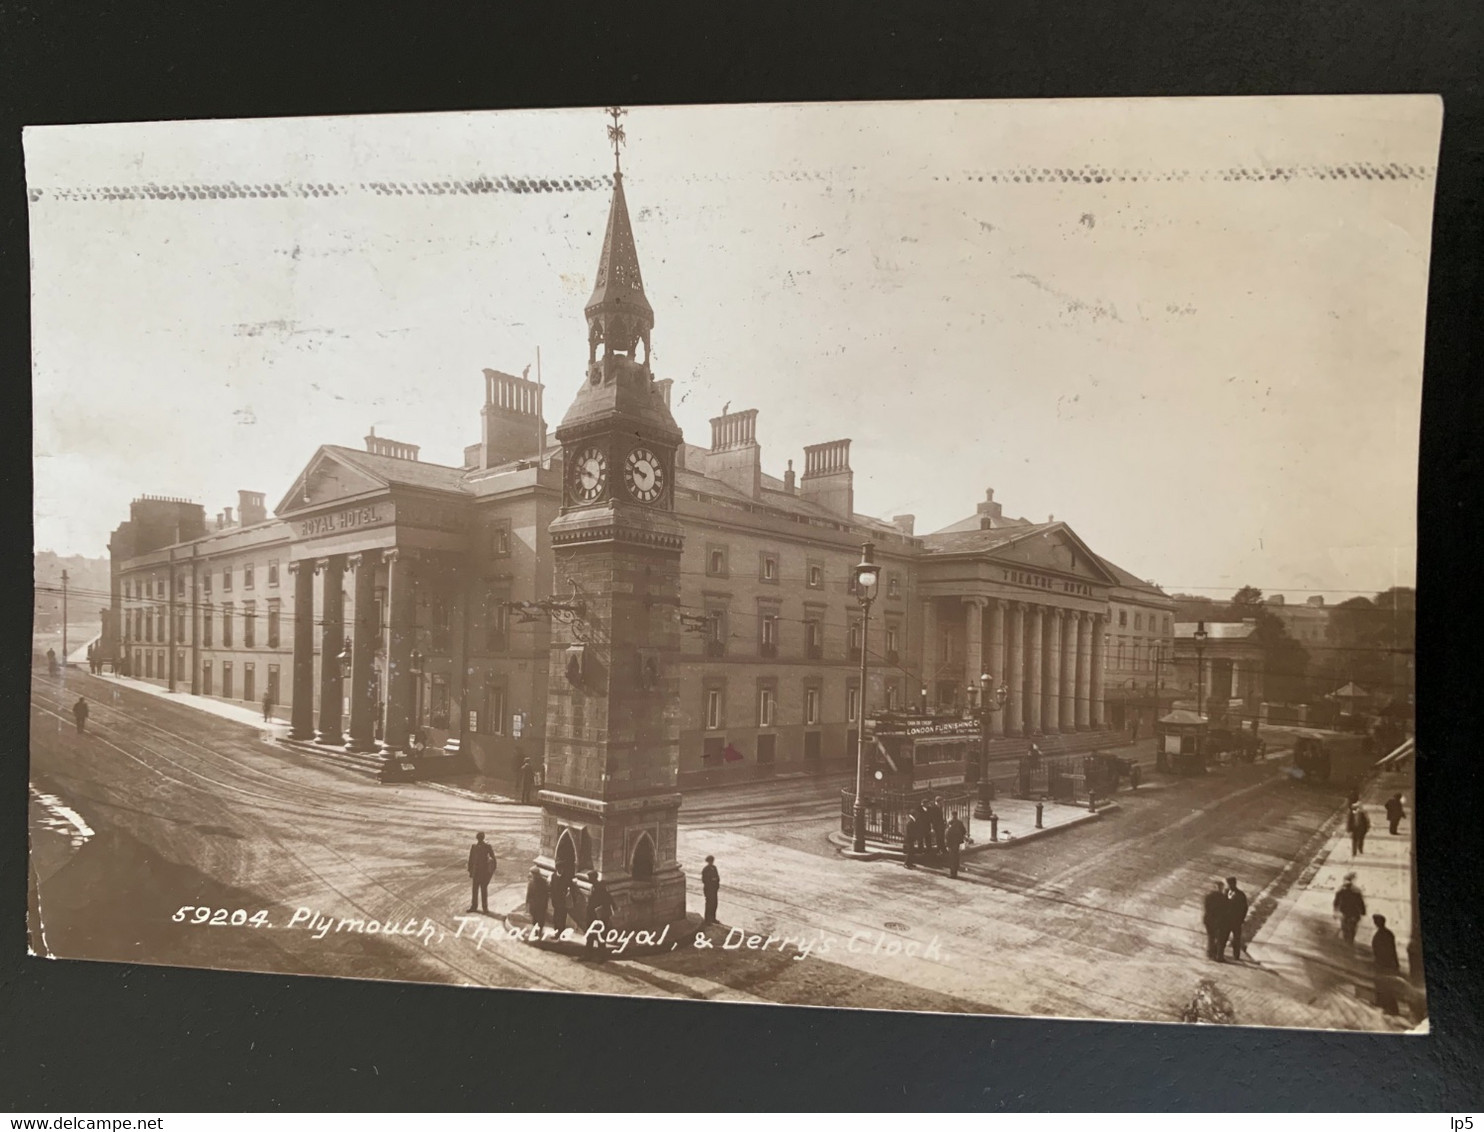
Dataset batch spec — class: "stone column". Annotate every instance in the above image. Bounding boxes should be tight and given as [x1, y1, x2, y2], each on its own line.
[1027, 604, 1044, 734]
[289, 561, 317, 741]
[382, 549, 415, 751]
[1060, 609, 1077, 729]
[1044, 608, 1062, 733]
[1004, 602, 1024, 735]
[963, 596, 986, 708]
[920, 598, 938, 707]
[1090, 614, 1106, 727]
[1075, 612, 1092, 729]
[347, 551, 380, 752]
[316, 556, 346, 745]
[986, 598, 1005, 737]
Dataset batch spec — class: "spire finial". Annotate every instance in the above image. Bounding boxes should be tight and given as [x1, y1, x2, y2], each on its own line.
[605, 106, 627, 174]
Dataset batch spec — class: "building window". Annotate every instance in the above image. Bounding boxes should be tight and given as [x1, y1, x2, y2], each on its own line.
[243, 602, 256, 648]
[759, 611, 779, 657]
[145, 612, 154, 643]
[807, 563, 824, 589]
[886, 683, 899, 710]
[202, 661, 213, 696]
[706, 545, 728, 577]
[223, 568, 233, 592]
[155, 578, 164, 598]
[222, 662, 233, 699]
[887, 574, 901, 599]
[756, 734, 776, 765]
[759, 552, 778, 583]
[245, 563, 255, 591]
[757, 685, 777, 728]
[482, 680, 506, 735]
[1134, 612, 1143, 631]
[222, 604, 234, 648]
[885, 624, 900, 663]
[848, 619, 862, 660]
[175, 610, 186, 644]
[145, 652, 154, 678]
[705, 609, 727, 658]
[268, 560, 279, 588]
[204, 571, 212, 595]
[1103, 634, 1110, 669]
[267, 664, 280, 706]
[491, 521, 512, 557]
[133, 649, 141, 674]
[805, 685, 820, 725]
[156, 611, 165, 641]
[430, 673, 450, 729]
[175, 573, 186, 597]
[1116, 642, 1125, 669]
[202, 604, 213, 647]
[485, 591, 509, 652]
[267, 601, 281, 649]
[705, 687, 724, 730]
[805, 617, 823, 660]
[244, 663, 256, 703]
[847, 685, 860, 722]
[1118, 610, 1127, 628]
[430, 595, 452, 653]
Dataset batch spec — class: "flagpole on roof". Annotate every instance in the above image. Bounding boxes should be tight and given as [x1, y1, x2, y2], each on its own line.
[535, 346, 544, 466]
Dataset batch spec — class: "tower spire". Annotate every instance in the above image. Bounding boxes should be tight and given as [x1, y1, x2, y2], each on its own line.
[586, 106, 653, 370]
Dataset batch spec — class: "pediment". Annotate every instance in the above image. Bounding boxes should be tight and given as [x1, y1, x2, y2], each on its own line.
[988, 524, 1119, 586]
[275, 449, 388, 517]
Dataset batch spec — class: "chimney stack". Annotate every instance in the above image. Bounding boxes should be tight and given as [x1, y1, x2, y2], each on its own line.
[893, 514, 915, 535]
[237, 490, 267, 526]
[223, 506, 234, 526]
[655, 378, 673, 408]
[799, 439, 853, 519]
[705, 407, 762, 499]
[478, 368, 546, 469]
[783, 459, 796, 494]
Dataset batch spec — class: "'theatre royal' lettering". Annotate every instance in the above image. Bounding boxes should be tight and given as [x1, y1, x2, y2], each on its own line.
[298, 506, 387, 539]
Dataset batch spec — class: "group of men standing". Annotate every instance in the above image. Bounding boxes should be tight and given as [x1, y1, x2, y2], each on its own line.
[903, 796, 968, 878]
[1201, 876, 1250, 962]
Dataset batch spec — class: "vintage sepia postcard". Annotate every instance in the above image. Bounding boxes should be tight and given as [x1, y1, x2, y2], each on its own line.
[27, 97, 1436, 1031]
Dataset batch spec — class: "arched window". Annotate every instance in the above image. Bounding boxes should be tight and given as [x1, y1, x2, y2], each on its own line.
[630, 833, 655, 881]
[555, 829, 578, 877]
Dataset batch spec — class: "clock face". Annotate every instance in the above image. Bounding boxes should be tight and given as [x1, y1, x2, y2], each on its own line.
[625, 446, 666, 504]
[571, 446, 607, 503]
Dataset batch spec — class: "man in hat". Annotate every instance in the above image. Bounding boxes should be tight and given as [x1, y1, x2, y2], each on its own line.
[72, 695, 89, 735]
[944, 810, 967, 879]
[701, 855, 721, 925]
[1203, 879, 1229, 961]
[584, 870, 614, 957]
[928, 795, 947, 855]
[1384, 793, 1407, 836]
[1223, 876, 1249, 961]
[1371, 913, 1401, 1015]
[466, 832, 496, 914]
[1334, 873, 1367, 946]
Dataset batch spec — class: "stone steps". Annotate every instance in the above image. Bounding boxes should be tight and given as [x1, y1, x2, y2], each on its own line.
[276, 736, 387, 778]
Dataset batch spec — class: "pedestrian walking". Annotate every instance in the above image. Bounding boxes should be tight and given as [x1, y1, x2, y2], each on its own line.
[466, 832, 497, 914]
[701, 855, 720, 924]
[1384, 793, 1406, 835]
[525, 866, 549, 938]
[1130, 718, 1140, 742]
[918, 799, 936, 855]
[1333, 872, 1367, 945]
[1203, 879, 1228, 961]
[517, 756, 534, 805]
[1370, 913, 1401, 1015]
[928, 795, 947, 855]
[549, 867, 571, 936]
[262, 690, 275, 722]
[1223, 876, 1249, 961]
[584, 871, 614, 957]
[1351, 805, 1371, 856]
[72, 696, 89, 734]
[1345, 787, 1360, 832]
[47, 648, 58, 677]
[945, 810, 967, 879]
[903, 807, 920, 869]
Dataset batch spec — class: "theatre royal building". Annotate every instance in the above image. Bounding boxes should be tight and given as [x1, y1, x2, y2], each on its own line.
[103, 158, 1175, 794]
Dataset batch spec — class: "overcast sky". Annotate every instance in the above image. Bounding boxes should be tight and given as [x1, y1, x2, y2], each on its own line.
[27, 96, 1439, 599]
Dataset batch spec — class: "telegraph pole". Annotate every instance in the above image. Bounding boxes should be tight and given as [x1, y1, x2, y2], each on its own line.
[61, 569, 69, 667]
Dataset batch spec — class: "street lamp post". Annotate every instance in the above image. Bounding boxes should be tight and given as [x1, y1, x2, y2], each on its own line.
[975, 672, 1009, 818]
[1193, 620, 1209, 719]
[851, 543, 880, 854]
[408, 648, 425, 753]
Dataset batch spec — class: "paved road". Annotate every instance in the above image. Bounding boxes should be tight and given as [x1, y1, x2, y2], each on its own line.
[30, 670, 1365, 1026]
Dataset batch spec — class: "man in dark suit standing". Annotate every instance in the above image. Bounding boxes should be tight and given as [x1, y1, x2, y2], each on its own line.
[701, 855, 721, 924]
[1203, 879, 1229, 960]
[466, 832, 496, 914]
[944, 810, 967, 879]
[1371, 913, 1402, 1015]
[1223, 876, 1249, 961]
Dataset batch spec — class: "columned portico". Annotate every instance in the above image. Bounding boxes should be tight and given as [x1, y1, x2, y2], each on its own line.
[316, 555, 346, 746]
[986, 598, 1005, 736]
[347, 551, 380, 752]
[1090, 613, 1106, 727]
[1026, 604, 1044, 734]
[1004, 602, 1024, 735]
[289, 561, 316, 741]
[1059, 609, 1076, 730]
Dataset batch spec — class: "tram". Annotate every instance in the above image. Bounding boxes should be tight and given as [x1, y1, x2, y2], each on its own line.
[863, 713, 980, 796]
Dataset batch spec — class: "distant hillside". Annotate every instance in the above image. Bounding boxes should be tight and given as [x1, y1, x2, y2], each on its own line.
[34, 551, 111, 630]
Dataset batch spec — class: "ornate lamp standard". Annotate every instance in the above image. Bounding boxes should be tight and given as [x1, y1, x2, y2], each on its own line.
[408, 648, 425, 752]
[975, 671, 1009, 818]
[1193, 620, 1209, 718]
[850, 543, 881, 854]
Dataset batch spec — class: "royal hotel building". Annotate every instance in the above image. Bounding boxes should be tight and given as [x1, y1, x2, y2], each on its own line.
[103, 167, 1174, 791]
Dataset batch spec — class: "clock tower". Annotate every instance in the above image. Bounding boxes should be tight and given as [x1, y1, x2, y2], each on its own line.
[537, 110, 687, 930]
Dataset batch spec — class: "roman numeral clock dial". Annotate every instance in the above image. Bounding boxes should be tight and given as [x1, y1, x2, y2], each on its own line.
[625, 446, 666, 504]
[571, 446, 607, 503]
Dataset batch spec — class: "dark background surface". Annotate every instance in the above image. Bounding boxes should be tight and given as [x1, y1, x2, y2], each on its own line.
[2, 0, 1481, 1112]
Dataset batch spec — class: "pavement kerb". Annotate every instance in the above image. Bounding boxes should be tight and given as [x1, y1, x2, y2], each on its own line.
[826, 800, 1118, 858]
